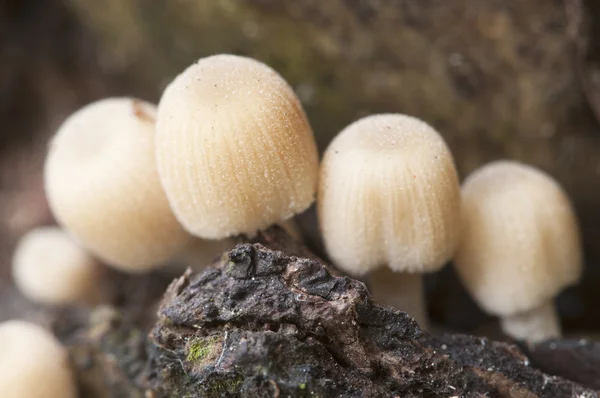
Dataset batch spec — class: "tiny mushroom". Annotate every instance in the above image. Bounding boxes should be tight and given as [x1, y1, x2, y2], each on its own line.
[12, 226, 105, 305]
[156, 54, 319, 239]
[0, 320, 77, 398]
[44, 98, 192, 273]
[318, 114, 461, 329]
[454, 160, 582, 342]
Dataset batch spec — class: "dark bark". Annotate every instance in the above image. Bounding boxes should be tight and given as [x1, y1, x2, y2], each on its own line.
[64, 228, 598, 397]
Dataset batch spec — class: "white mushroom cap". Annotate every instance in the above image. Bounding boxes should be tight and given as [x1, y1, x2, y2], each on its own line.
[0, 320, 77, 398]
[44, 98, 192, 272]
[319, 114, 461, 275]
[454, 160, 582, 316]
[156, 54, 319, 239]
[12, 227, 104, 305]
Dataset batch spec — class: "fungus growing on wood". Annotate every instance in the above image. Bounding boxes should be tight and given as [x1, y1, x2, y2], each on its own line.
[156, 54, 319, 239]
[318, 114, 461, 328]
[44, 98, 192, 272]
[454, 160, 582, 342]
[12, 226, 105, 305]
[0, 320, 77, 398]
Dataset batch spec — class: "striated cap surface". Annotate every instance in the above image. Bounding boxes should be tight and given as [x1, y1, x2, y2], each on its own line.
[319, 114, 461, 275]
[156, 54, 319, 239]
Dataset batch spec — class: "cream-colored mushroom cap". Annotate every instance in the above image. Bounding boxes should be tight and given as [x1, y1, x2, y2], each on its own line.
[0, 320, 77, 398]
[454, 161, 582, 316]
[13, 227, 104, 305]
[318, 114, 461, 275]
[44, 98, 192, 272]
[156, 54, 319, 239]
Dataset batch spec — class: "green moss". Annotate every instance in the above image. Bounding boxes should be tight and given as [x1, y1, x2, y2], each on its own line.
[226, 261, 236, 273]
[186, 335, 222, 363]
[204, 373, 244, 397]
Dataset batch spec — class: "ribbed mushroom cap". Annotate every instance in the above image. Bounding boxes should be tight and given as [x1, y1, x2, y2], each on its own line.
[12, 227, 104, 305]
[44, 98, 192, 272]
[318, 114, 461, 275]
[0, 320, 77, 398]
[454, 161, 582, 316]
[156, 54, 319, 239]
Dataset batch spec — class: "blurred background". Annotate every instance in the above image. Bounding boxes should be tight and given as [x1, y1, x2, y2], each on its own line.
[1, 0, 599, 335]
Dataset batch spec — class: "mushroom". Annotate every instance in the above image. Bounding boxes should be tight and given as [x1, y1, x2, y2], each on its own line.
[454, 160, 582, 342]
[155, 54, 319, 239]
[12, 226, 105, 305]
[318, 114, 461, 328]
[0, 320, 77, 398]
[44, 98, 192, 273]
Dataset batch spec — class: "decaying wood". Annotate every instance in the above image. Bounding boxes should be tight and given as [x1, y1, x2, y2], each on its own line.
[62, 228, 598, 397]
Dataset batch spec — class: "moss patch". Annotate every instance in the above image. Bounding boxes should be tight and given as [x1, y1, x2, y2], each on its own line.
[203, 373, 244, 397]
[186, 335, 223, 366]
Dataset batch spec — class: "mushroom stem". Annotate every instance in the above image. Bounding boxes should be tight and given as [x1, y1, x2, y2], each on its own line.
[500, 301, 560, 343]
[368, 268, 428, 330]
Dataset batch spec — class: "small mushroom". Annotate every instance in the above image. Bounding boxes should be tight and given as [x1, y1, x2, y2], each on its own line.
[44, 98, 192, 272]
[454, 160, 582, 342]
[12, 226, 105, 305]
[318, 114, 461, 329]
[156, 54, 319, 239]
[0, 320, 77, 398]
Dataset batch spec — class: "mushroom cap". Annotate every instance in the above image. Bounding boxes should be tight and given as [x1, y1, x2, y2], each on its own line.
[0, 320, 77, 398]
[318, 114, 461, 275]
[454, 160, 582, 317]
[156, 54, 319, 239]
[44, 98, 192, 272]
[12, 227, 104, 305]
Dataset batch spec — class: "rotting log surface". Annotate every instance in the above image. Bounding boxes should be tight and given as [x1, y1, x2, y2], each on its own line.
[65, 229, 599, 397]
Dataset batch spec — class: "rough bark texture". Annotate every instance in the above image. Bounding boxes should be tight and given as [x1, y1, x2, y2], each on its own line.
[62, 228, 598, 397]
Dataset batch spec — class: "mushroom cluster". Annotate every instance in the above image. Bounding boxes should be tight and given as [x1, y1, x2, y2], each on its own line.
[5, 54, 322, 396]
[318, 118, 582, 340]
[5, 54, 585, 396]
